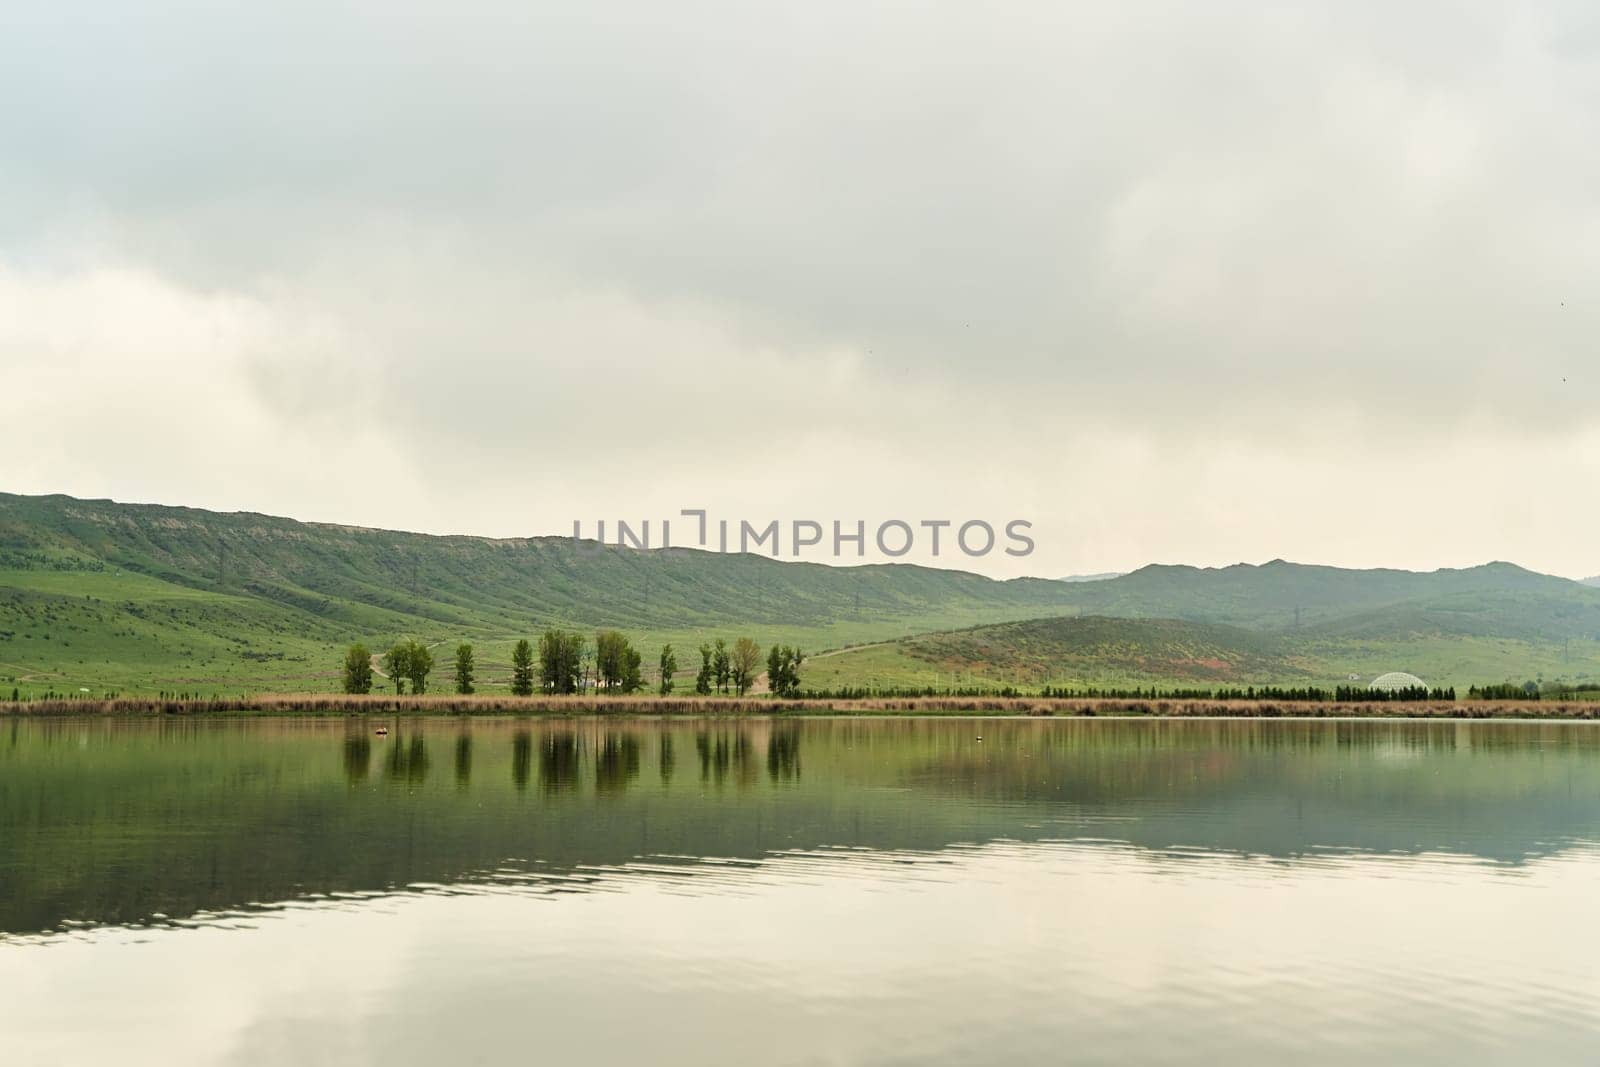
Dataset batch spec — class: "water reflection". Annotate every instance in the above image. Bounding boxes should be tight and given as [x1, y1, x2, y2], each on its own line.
[540, 730, 580, 795]
[695, 728, 758, 788]
[454, 733, 472, 789]
[343, 732, 371, 784]
[3, 716, 1600, 942]
[511, 730, 532, 792]
[5, 832, 1600, 1066]
[659, 730, 675, 785]
[595, 733, 641, 796]
[387, 733, 430, 785]
[767, 725, 801, 783]
[733, 731, 755, 786]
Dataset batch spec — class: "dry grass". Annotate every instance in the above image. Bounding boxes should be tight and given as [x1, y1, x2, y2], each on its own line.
[3, 693, 1599, 720]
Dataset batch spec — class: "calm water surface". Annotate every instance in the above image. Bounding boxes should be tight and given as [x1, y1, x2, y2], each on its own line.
[3, 716, 1600, 1065]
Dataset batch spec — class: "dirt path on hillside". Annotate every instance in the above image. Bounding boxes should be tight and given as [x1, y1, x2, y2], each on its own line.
[808, 641, 893, 660]
[736, 641, 898, 694]
[2, 662, 62, 683]
[369, 640, 450, 680]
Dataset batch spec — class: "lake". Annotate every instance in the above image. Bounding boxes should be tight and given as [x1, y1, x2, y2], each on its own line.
[3, 716, 1599, 1064]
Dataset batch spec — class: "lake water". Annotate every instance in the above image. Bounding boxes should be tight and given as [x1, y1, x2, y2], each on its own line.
[3, 716, 1600, 1065]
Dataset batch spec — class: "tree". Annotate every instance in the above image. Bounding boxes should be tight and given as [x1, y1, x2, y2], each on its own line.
[695, 643, 713, 695]
[731, 637, 761, 696]
[595, 630, 629, 692]
[622, 645, 643, 693]
[453, 642, 475, 695]
[539, 629, 585, 694]
[404, 639, 434, 695]
[658, 644, 678, 696]
[570, 633, 590, 692]
[510, 639, 535, 696]
[591, 630, 646, 694]
[537, 631, 560, 692]
[713, 638, 731, 695]
[381, 642, 411, 695]
[767, 644, 805, 698]
[342, 642, 373, 694]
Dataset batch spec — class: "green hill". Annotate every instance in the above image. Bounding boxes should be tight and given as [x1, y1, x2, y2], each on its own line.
[804, 616, 1313, 690]
[4, 492, 1600, 697]
[1059, 559, 1600, 639]
[803, 614, 1600, 693]
[0, 492, 1083, 696]
[0, 493, 1078, 634]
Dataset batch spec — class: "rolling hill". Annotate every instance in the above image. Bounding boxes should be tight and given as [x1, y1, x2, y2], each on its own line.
[4, 492, 1600, 696]
[803, 616, 1313, 690]
[0, 492, 1084, 695]
[802, 614, 1600, 693]
[1054, 559, 1600, 640]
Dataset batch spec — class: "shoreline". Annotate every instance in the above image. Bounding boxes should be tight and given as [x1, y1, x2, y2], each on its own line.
[4, 694, 1599, 720]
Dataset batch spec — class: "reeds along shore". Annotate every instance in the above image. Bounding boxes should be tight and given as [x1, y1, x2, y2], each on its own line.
[4, 693, 1600, 719]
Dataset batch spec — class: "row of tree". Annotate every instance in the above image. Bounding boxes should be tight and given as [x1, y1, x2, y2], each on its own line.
[1468, 682, 1539, 700]
[343, 640, 477, 695]
[798, 683, 1461, 701]
[692, 638, 755, 696]
[341, 632, 803, 697]
[1467, 681, 1600, 701]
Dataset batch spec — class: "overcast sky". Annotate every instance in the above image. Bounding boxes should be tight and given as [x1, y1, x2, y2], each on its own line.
[3, 1, 1597, 578]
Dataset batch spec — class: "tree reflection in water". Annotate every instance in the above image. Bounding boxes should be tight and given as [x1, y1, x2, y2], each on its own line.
[540, 731, 579, 795]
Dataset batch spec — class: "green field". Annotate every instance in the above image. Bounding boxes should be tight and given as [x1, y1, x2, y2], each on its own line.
[3, 492, 1600, 698]
[802, 616, 1600, 693]
[0, 564, 1092, 699]
[0, 494, 1095, 697]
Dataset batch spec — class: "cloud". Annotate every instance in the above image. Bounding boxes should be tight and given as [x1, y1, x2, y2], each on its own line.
[2, 1, 1598, 576]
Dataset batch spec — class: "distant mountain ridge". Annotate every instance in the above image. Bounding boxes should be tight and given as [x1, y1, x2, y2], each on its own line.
[3, 492, 1600, 694]
[1053, 558, 1600, 641]
[2, 492, 1089, 633]
[3, 493, 1597, 639]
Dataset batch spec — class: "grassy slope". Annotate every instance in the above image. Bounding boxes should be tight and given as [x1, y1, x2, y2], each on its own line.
[1060, 559, 1600, 640]
[5, 492, 1600, 696]
[0, 493, 1085, 696]
[0, 568, 347, 697]
[803, 616, 1600, 692]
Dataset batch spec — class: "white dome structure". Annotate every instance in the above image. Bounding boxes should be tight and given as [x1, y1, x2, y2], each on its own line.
[1371, 671, 1427, 691]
